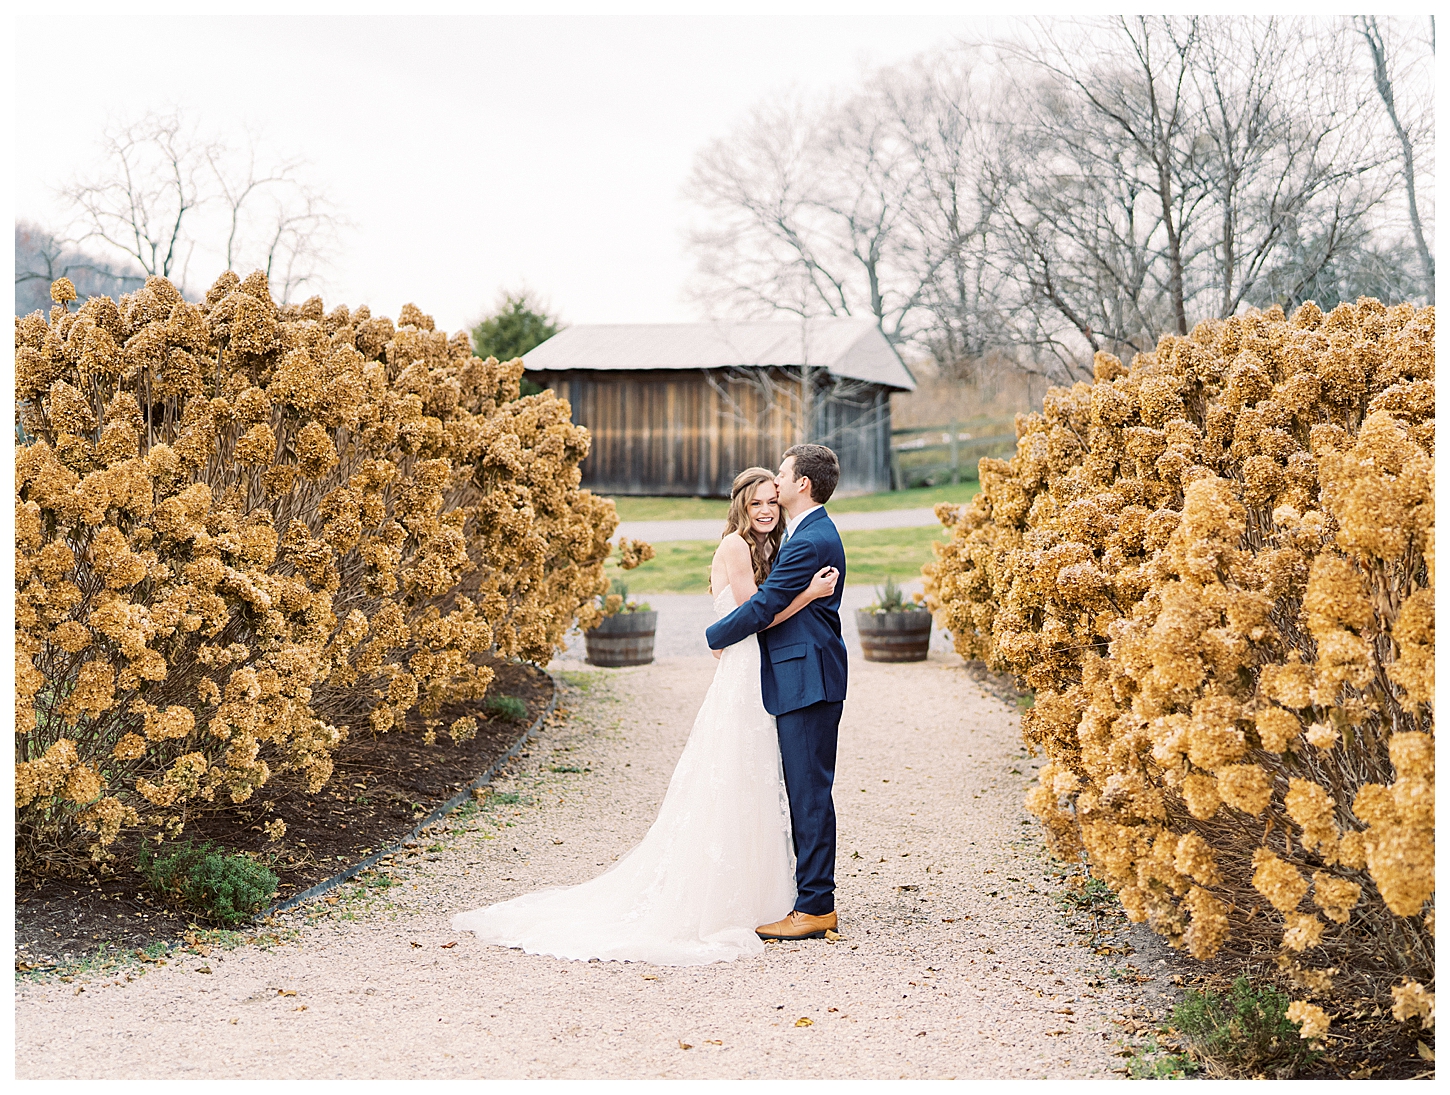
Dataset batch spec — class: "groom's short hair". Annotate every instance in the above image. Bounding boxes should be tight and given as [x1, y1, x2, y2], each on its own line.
[783, 444, 840, 503]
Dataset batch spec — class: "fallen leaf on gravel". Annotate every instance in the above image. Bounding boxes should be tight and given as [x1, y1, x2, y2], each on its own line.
[1046, 1029, 1067, 1036]
[1056, 1008, 1074, 1015]
[324, 897, 338, 905]
[678, 1041, 692, 1050]
[295, 1005, 308, 1012]
[196, 966, 212, 974]
[440, 942, 457, 949]
[941, 918, 956, 923]
[824, 929, 842, 941]
[552, 839, 564, 845]
[641, 975, 658, 980]
[74, 986, 84, 995]
[705, 1039, 722, 1045]
[410, 942, 422, 948]
[795, 1017, 813, 1027]
[828, 1008, 838, 1013]
[229, 1018, 238, 1025]
[916, 1031, 926, 1037]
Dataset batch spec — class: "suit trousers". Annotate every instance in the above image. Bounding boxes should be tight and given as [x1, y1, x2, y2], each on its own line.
[776, 699, 843, 916]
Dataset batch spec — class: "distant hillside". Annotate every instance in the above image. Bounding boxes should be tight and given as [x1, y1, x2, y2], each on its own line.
[15, 221, 148, 316]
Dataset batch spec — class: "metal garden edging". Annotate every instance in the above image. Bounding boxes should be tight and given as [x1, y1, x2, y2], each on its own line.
[260, 673, 560, 920]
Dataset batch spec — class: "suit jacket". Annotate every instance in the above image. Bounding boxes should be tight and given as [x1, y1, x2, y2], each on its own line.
[705, 507, 848, 716]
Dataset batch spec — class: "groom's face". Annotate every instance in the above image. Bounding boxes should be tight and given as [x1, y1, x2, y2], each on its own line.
[776, 456, 809, 512]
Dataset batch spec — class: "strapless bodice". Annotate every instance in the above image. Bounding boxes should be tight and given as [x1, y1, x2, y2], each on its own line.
[713, 583, 737, 617]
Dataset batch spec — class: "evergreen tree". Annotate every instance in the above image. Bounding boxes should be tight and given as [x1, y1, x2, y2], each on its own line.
[471, 292, 561, 362]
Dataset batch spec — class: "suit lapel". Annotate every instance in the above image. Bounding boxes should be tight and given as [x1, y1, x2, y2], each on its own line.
[793, 506, 829, 537]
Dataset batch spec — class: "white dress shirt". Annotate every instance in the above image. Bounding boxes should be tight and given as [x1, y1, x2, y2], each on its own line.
[785, 504, 823, 540]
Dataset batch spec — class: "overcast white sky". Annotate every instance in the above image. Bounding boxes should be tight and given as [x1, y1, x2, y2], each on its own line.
[14, 9, 996, 334]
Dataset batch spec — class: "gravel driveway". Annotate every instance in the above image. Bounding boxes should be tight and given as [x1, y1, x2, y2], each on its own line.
[16, 652, 1177, 1080]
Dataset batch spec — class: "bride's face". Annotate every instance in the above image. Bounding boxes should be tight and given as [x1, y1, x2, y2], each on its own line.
[747, 481, 780, 535]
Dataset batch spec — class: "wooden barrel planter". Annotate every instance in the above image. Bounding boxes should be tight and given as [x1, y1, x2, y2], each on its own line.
[855, 608, 933, 662]
[584, 610, 658, 667]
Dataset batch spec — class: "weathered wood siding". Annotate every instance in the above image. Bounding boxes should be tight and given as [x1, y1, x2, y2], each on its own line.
[526, 367, 894, 497]
[812, 382, 893, 495]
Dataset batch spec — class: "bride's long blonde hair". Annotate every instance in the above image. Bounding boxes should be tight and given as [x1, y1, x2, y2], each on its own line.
[721, 466, 784, 588]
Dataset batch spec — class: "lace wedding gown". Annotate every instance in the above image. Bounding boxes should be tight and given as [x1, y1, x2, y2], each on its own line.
[450, 584, 797, 965]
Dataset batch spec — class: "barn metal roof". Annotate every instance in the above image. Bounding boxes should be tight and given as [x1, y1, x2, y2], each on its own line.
[521, 317, 917, 391]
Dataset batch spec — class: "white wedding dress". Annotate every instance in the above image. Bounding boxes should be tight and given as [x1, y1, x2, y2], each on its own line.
[450, 584, 797, 965]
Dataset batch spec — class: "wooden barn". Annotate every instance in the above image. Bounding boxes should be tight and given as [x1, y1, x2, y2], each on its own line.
[522, 318, 916, 497]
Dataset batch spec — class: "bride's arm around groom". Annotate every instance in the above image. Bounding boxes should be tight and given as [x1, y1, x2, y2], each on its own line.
[705, 447, 848, 718]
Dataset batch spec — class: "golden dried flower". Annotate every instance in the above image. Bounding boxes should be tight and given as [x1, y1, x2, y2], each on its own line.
[295, 421, 339, 479]
[144, 705, 196, 741]
[1284, 778, 1339, 856]
[1174, 832, 1222, 886]
[1217, 764, 1273, 816]
[1282, 912, 1325, 951]
[1182, 886, 1230, 960]
[1254, 707, 1300, 752]
[1179, 771, 1221, 820]
[1391, 981, 1435, 1029]
[1312, 872, 1361, 924]
[64, 762, 103, 804]
[48, 620, 92, 653]
[234, 422, 277, 465]
[1286, 1000, 1330, 1043]
[112, 733, 148, 761]
[1304, 721, 1339, 751]
[51, 278, 77, 304]
[615, 537, 655, 570]
[1252, 848, 1309, 914]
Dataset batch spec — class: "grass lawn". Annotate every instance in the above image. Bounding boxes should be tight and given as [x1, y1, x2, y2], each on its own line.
[606, 525, 953, 595]
[609, 481, 979, 523]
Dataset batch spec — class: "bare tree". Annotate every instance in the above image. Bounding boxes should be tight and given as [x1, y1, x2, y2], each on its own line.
[63, 112, 210, 282]
[59, 110, 342, 301]
[688, 17, 1428, 386]
[879, 55, 1022, 380]
[685, 88, 923, 342]
[993, 18, 1392, 362]
[1355, 15, 1435, 296]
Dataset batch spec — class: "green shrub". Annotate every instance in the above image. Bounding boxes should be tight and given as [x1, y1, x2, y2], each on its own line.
[1172, 976, 1321, 1078]
[484, 695, 529, 722]
[865, 575, 925, 613]
[138, 840, 278, 925]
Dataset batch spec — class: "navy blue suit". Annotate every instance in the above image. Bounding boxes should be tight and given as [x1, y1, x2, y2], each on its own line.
[705, 507, 848, 915]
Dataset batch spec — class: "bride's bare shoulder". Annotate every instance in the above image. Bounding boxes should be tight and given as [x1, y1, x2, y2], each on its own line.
[713, 532, 751, 564]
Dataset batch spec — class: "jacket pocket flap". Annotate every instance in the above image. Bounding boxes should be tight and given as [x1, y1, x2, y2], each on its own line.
[770, 642, 809, 663]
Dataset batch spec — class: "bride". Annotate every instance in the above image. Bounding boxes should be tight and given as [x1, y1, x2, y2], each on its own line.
[450, 467, 839, 965]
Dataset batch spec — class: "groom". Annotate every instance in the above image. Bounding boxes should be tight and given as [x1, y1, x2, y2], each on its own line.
[706, 443, 848, 940]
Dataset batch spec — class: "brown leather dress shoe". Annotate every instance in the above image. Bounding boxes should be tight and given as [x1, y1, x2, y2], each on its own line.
[755, 910, 838, 940]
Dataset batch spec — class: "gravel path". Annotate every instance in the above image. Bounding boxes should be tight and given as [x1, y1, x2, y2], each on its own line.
[16, 652, 1177, 1080]
[614, 507, 942, 543]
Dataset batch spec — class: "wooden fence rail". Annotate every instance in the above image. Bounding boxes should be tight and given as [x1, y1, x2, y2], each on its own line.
[889, 423, 1016, 489]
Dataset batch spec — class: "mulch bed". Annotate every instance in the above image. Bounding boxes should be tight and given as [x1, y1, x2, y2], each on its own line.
[1177, 957, 1435, 1081]
[15, 660, 554, 969]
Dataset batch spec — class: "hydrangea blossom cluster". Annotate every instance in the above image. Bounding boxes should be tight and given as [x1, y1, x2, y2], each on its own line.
[925, 299, 1433, 1031]
[16, 273, 634, 868]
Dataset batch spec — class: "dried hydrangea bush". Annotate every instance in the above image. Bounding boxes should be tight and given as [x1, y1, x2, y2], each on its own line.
[925, 299, 1433, 1028]
[16, 273, 633, 870]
